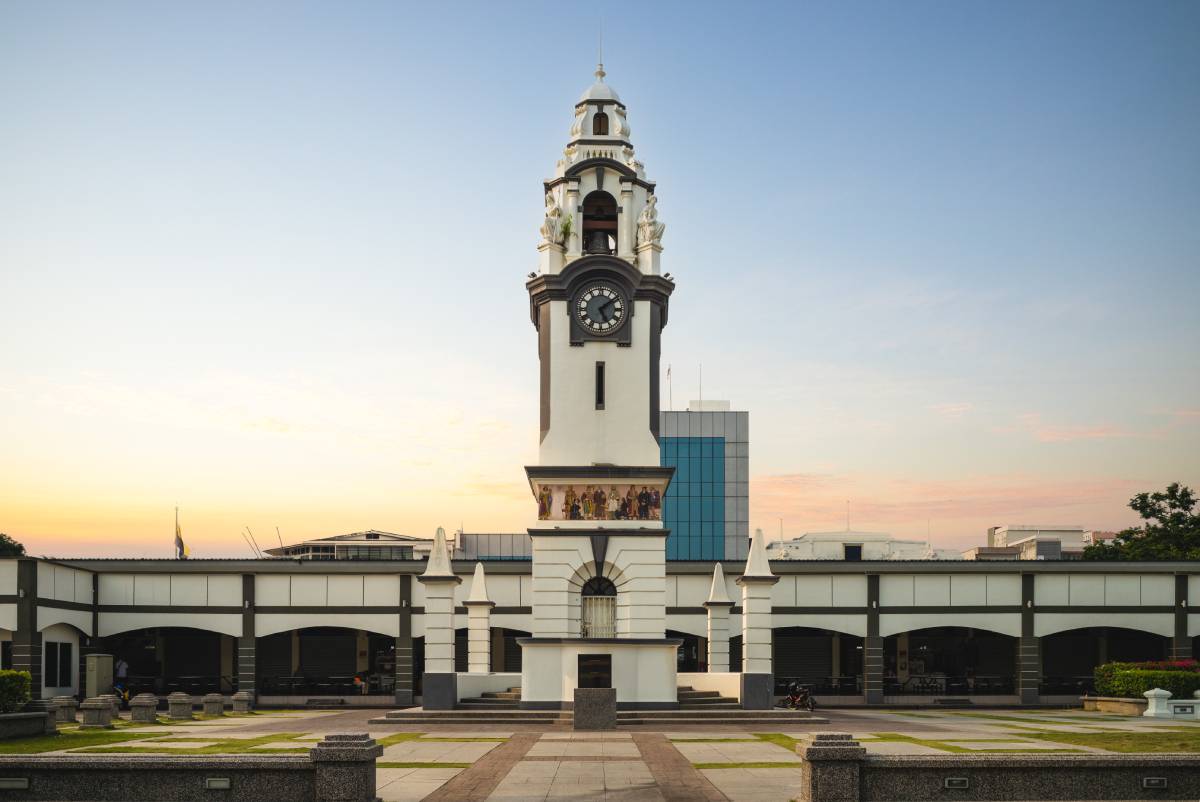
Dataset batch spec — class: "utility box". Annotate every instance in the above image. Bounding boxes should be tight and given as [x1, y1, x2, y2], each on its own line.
[85, 654, 113, 699]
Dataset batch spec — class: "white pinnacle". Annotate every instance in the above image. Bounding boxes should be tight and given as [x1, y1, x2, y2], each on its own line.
[421, 526, 455, 579]
[743, 527, 774, 579]
[466, 562, 492, 604]
[705, 562, 732, 605]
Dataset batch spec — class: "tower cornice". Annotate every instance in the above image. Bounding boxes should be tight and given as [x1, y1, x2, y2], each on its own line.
[525, 255, 674, 329]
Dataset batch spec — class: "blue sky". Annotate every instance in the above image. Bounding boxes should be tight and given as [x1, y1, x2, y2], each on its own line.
[1, 1, 1197, 555]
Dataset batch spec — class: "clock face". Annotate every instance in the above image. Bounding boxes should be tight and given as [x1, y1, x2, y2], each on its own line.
[575, 283, 627, 335]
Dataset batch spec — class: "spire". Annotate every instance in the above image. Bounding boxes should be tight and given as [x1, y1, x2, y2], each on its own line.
[420, 526, 458, 582]
[703, 562, 733, 607]
[465, 562, 493, 605]
[740, 527, 776, 582]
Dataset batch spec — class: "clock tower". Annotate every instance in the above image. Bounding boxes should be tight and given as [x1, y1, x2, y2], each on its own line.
[518, 65, 681, 710]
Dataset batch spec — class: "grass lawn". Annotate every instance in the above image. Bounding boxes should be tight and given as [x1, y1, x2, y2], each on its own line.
[0, 730, 163, 754]
[1016, 729, 1200, 753]
[79, 732, 310, 755]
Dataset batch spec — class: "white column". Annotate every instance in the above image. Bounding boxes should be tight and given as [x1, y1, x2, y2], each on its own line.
[565, 182, 581, 258]
[465, 562, 494, 674]
[736, 529, 778, 709]
[418, 527, 461, 709]
[618, 187, 634, 259]
[703, 563, 733, 672]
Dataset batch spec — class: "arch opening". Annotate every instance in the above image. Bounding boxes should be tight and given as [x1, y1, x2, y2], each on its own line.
[256, 626, 394, 697]
[771, 626, 865, 696]
[1040, 626, 1169, 696]
[101, 626, 234, 696]
[592, 112, 609, 135]
[581, 190, 617, 255]
[883, 627, 1016, 696]
[581, 576, 617, 638]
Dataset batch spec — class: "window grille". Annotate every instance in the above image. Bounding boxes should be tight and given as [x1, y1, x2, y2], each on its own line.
[581, 596, 616, 638]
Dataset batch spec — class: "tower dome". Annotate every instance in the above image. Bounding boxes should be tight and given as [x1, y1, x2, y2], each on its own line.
[578, 63, 622, 104]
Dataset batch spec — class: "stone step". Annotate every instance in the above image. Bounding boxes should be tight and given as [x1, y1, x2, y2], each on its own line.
[677, 690, 721, 699]
[459, 697, 519, 705]
[480, 692, 522, 700]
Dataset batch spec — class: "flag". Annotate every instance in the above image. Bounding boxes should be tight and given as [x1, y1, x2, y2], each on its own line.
[175, 517, 190, 560]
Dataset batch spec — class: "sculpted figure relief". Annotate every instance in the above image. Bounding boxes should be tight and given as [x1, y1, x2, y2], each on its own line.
[636, 194, 666, 247]
[539, 191, 563, 244]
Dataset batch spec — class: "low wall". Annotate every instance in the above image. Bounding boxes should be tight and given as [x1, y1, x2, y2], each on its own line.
[0, 713, 54, 741]
[0, 733, 381, 801]
[676, 672, 741, 700]
[796, 733, 1200, 801]
[456, 672, 521, 702]
[1082, 696, 1148, 716]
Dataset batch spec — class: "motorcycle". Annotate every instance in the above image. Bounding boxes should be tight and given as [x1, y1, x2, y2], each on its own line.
[774, 681, 816, 712]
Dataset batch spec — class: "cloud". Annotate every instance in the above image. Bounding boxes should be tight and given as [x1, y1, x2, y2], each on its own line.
[930, 402, 973, 419]
[1010, 413, 1132, 443]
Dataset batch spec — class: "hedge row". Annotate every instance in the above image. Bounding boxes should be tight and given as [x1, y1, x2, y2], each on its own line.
[1094, 660, 1200, 699]
[0, 670, 31, 713]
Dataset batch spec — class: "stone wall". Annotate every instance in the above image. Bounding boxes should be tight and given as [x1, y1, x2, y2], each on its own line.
[0, 713, 54, 741]
[0, 733, 380, 801]
[796, 734, 1200, 801]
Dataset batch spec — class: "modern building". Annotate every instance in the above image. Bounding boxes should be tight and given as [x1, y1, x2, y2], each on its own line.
[2, 68, 1196, 712]
[660, 402, 750, 561]
[766, 530, 961, 561]
[264, 531, 446, 562]
[961, 526, 1117, 561]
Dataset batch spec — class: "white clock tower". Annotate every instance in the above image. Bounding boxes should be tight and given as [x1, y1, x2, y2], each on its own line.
[518, 65, 681, 709]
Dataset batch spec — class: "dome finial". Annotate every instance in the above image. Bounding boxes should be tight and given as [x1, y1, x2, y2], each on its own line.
[595, 62, 606, 82]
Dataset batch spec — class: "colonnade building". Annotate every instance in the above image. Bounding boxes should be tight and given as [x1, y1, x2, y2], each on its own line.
[5, 68, 1195, 710]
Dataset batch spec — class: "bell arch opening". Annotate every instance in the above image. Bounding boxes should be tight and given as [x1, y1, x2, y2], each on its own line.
[581, 190, 617, 254]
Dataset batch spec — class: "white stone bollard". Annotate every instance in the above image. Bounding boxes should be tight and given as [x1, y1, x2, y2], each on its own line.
[1143, 687, 1172, 718]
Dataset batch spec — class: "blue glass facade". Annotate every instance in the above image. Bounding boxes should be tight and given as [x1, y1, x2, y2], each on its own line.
[660, 437, 726, 560]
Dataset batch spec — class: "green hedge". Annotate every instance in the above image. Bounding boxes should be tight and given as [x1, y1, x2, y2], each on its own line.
[0, 670, 31, 713]
[1096, 669, 1200, 700]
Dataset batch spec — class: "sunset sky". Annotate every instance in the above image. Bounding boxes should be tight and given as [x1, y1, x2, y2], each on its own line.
[2, 1, 1197, 557]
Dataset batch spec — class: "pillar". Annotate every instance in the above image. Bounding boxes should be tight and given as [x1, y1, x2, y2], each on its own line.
[565, 182, 581, 258]
[617, 187, 633, 258]
[464, 563, 494, 674]
[737, 530, 778, 709]
[1018, 573, 1041, 705]
[237, 574, 256, 703]
[13, 560, 41, 701]
[394, 575, 414, 707]
[864, 574, 882, 705]
[418, 527, 461, 710]
[703, 563, 733, 673]
[1173, 574, 1192, 661]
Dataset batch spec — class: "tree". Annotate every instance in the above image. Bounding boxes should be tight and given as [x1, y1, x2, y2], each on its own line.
[1083, 483, 1200, 561]
[0, 534, 25, 558]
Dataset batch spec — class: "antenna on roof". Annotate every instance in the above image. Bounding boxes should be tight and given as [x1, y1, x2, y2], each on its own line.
[276, 526, 284, 549]
[846, 500, 850, 532]
[244, 527, 263, 558]
[239, 530, 258, 558]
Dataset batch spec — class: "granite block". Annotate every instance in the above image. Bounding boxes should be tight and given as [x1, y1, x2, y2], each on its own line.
[572, 687, 617, 730]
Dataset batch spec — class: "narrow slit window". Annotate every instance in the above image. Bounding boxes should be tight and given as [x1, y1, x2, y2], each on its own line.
[595, 362, 605, 410]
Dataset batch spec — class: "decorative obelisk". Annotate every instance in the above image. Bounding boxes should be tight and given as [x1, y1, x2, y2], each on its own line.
[703, 563, 733, 673]
[736, 528, 778, 709]
[418, 527, 461, 710]
[464, 563, 494, 674]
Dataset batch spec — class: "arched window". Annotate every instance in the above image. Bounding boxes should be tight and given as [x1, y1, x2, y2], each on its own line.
[592, 112, 609, 135]
[581, 576, 616, 639]
[581, 190, 617, 254]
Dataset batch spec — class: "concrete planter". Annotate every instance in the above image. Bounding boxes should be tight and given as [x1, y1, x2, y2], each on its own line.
[1081, 695, 1149, 716]
[166, 692, 193, 720]
[50, 696, 78, 724]
[202, 693, 225, 717]
[0, 712, 55, 739]
[232, 691, 253, 713]
[80, 698, 113, 729]
[130, 694, 159, 723]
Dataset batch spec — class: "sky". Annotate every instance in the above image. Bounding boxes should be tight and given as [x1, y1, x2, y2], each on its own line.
[1, 1, 1197, 558]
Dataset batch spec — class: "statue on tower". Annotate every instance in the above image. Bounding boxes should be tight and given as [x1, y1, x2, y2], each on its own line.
[636, 194, 666, 247]
[539, 191, 563, 245]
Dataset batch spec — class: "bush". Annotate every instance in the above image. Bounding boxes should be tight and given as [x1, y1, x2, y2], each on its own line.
[1094, 660, 1200, 697]
[0, 671, 31, 713]
[1095, 665, 1200, 700]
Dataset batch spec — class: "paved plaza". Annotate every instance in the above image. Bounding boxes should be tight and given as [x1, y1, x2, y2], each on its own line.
[3, 707, 1197, 800]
